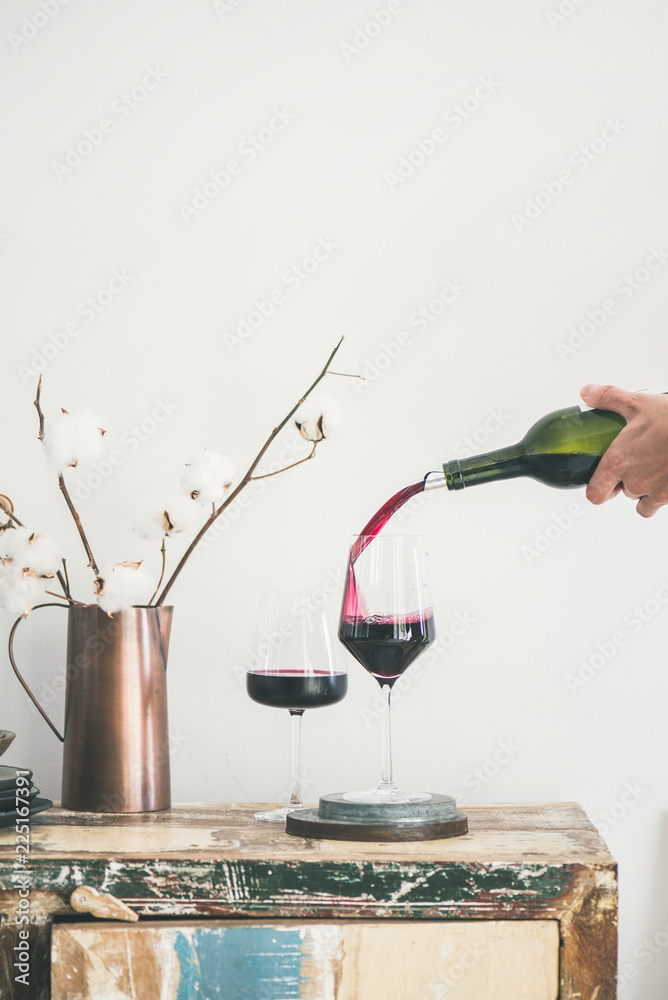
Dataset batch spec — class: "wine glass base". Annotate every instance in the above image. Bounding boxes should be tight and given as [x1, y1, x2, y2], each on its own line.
[343, 787, 431, 805]
[254, 806, 301, 823]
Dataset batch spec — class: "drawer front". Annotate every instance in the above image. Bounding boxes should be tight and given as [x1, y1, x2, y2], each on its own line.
[52, 918, 559, 999]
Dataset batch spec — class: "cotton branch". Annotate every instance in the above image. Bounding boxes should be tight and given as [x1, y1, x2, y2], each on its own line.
[57, 474, 104, 591]
[34, 377, 104, 594]
[250, 442, 317, 481]
[34, 383, 45, 441]
[148, 538, 167, 606]
[155, 336, 347, 606]
[45, 591, 87, 606]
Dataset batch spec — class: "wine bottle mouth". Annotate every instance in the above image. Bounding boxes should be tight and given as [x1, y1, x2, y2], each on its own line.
[423, 471, 447, 490]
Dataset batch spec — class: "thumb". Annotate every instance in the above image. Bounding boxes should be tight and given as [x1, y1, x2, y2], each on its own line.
[580, 383, 638, 420]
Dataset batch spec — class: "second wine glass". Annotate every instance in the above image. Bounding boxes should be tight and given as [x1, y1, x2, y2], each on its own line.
[247, 592, 347, 823]
[339, 534, 434, 805]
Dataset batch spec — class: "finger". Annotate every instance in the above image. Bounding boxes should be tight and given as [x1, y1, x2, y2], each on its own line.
[636, 495, 661, 518]
[586, 451, 625, 505]
[580, 383, 639, 420]
[622, 486, 642, 500]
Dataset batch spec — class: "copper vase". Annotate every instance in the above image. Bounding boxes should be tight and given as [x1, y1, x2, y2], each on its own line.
[9, 604, 173, 813]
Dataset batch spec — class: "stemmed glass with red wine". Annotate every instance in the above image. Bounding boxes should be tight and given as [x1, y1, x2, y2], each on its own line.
[339, 535, 434, 804]
[247, 591, 348, 823]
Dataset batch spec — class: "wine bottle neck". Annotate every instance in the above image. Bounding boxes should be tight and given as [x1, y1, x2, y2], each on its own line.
[442, 444, 525, 490]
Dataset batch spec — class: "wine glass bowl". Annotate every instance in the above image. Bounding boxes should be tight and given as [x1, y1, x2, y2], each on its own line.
[246, 592, 347, 822]
[338, 535, 434, 805]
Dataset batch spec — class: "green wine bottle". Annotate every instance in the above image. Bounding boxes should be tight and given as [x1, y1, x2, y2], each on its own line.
[426, 403, 627, 491]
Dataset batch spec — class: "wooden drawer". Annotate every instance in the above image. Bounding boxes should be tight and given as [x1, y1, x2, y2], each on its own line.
[52, 918, 560, 999]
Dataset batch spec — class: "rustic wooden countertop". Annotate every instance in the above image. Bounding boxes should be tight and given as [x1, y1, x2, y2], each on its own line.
[0, 800, 614, 864]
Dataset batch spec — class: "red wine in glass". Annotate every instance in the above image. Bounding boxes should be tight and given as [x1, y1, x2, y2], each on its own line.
[247, 671, 348, 710]
[338, 613, 435, 686]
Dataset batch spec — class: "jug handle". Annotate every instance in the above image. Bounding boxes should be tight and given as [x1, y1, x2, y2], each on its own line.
[8, 603, 69, 743]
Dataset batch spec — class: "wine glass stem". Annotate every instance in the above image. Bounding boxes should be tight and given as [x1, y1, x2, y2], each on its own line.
[289, 709, 304, 806]
[380, 683, 394, 789]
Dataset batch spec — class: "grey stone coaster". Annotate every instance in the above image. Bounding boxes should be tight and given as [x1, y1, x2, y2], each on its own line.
[286, 792, 468, 842]
[318, 791, 457, 823]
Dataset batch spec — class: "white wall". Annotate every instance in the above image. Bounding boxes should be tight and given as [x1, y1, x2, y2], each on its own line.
[2, 0, 667, 993]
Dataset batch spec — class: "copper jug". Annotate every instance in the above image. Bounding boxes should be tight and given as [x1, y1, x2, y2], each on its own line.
[9, 604, 173, 812]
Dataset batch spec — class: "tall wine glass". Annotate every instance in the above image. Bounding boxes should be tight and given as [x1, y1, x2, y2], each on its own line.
[339, 535, 434, 804]
[247, 592, 347, 823]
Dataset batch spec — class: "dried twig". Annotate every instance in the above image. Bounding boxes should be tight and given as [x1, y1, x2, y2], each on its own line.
[45, 590, 87, 606]
[0, 498, 23, 529]
[57, 475, 103, 591]
[34, 377, 45, 441]
[34, 378, 104, 594]
[154, 336, 346, 606]
[250, 442, 317, 480]
[148, 538, 167, 606]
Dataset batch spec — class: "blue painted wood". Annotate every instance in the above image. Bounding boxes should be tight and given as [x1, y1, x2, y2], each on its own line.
[173, 926, 306, 1000]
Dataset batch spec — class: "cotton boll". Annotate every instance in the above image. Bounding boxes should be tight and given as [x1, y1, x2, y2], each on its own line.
[1, 528, 61, 577]
[0, 564, 46, 616]
[98, 562, 155, 614]
[0, 527, 31, 562]
[135, 495, 201, 540]
[180, 450, 235, 506]
[294, 394, 343, 442]
[43, 410, 105, 472]
[23, 534, 61, 577]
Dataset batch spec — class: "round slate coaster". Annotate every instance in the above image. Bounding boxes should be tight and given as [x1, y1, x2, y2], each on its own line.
[318, 791, 457, 823]
[286, 792, 468, 842]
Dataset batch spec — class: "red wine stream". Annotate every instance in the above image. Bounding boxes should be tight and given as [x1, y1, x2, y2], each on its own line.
[343, 481, 425, 619]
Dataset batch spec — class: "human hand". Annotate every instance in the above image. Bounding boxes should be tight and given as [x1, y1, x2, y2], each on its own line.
[580, 384, 668, 517]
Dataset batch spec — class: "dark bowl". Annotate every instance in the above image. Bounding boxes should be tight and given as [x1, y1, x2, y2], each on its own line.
[0, 732, 16, 758]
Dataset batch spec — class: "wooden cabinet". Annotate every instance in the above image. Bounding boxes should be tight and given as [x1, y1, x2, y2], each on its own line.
[0, 802, 617, 999]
